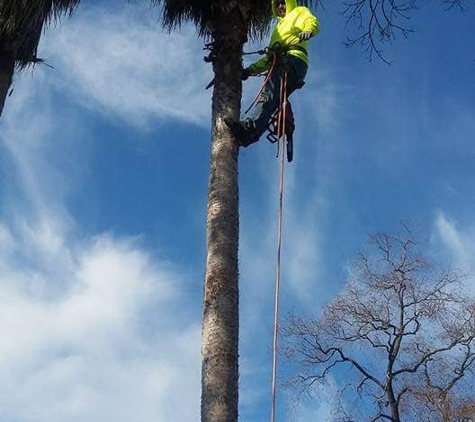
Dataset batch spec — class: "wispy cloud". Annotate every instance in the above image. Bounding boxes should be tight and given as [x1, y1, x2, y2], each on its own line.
[434, 212, 475, 277]
[0, 219, 201, 422]
[0, 143, 201, 422]
[0, 123, 201, 421]
[435, 213, 470, 264]
[0, 14, 202, 420]
[37, 3, 211, 129]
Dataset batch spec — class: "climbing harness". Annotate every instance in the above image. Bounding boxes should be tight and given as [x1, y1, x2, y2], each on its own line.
[203, 45, 298, 163]
[242, 46, 296, 162]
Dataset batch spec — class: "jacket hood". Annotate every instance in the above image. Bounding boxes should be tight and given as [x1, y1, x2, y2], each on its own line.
[271, 0, 298, 18]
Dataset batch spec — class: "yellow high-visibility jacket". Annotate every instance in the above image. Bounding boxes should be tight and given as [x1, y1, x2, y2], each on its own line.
[248, 0, 320, 75]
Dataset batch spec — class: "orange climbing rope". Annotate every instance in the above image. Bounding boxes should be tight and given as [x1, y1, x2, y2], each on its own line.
[244, 50, 278, 115]
[270, 67, 288, 422]
[239, 50, 291, 422]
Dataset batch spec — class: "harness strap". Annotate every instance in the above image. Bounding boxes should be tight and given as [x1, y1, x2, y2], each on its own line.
[284, 44, 308, 56]
[269, 42, 308, 57]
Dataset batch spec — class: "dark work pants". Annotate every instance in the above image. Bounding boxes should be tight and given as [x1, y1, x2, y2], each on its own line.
[244, 55, 308, 142]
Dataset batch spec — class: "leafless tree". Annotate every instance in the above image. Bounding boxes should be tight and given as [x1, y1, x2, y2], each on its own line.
[283, 229, 475, 422]
[404, 350, 475, 421]
[341, 0, 472, 63]
[454, 399, 475, 421]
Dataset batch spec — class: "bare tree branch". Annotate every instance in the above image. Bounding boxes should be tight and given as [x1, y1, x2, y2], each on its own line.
[283, 228, 475, 422]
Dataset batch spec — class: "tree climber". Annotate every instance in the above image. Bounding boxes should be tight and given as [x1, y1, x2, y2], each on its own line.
[226, 0, 320, 147]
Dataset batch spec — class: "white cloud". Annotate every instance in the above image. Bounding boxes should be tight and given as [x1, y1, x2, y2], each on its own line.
[38, 3, 212, 129]
[301, 64, 351, 135]
[0, 14, 203, 417]
[283, 189, 326, 301]
[435, 212, 470, 264]
[0, 216, 201, 422]
[1, 5, 351, 421]
[434, 211, 475, 294]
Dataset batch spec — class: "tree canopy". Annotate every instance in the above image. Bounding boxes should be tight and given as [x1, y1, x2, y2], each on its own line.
[150, 0, 316, 38]
[283, 229, 475, 422]
[0, 0, 80, 68]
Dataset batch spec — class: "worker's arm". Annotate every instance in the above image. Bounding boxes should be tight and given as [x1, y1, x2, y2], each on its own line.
[299, 9, 320, 38]
[247, 55, 272, 76]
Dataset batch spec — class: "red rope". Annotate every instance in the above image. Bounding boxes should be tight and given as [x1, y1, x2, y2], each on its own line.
[270, 67, 288, 422]
[244, 51, 278, 115]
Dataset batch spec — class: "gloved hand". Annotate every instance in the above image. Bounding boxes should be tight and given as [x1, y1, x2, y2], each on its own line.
[242, 68, 251, 81]
[299, 31, 312, 41]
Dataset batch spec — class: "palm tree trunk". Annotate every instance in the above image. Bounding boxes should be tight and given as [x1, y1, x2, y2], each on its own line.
[0, 52, 14, 117]
[201, 9, 247, 422]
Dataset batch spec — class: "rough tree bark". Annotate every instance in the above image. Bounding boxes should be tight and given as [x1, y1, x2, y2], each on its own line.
[201, 5, 248, 422]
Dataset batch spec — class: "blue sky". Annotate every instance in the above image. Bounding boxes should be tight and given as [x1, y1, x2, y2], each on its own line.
[0, 0, 474, 421]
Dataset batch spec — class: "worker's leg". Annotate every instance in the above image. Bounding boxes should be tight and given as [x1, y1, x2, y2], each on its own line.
[243, 62, 284, 141]
[244, 57, 308, 143]
[224, 67, 282, 147]
[225, 57, 308, 147]
[285, 56, 308, 96]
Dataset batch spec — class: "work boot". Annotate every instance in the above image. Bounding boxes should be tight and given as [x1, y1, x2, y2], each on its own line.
[224, 117, 258, 147]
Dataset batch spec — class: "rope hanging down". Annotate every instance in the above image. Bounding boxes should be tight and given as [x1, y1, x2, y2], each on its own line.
[236, 47, 292, 422]
[270, 66, 289, 422]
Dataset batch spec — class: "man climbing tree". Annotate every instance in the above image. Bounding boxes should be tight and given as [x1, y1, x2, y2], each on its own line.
[226, 0, 319, 147]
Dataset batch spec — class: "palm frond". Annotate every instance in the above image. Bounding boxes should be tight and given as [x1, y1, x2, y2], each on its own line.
[0, 0, 80, 68]
[151, 0, 318, 40]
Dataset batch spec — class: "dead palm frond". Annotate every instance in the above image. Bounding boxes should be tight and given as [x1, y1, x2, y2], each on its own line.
[0, 0, 80, 68]
[150, 0, 317, 40]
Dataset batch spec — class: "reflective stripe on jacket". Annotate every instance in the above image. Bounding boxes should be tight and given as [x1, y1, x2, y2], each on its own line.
[248, 0, 320, 75]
